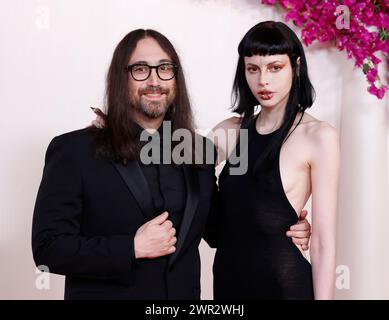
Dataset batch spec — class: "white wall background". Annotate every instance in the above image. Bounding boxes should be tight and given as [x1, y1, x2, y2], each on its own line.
[0, 0, 388, 299]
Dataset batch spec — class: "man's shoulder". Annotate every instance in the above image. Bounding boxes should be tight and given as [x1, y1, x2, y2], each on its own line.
[50, 127, 97, 148]
[53, 127, 95, 143]
[46, 128, 97, 160]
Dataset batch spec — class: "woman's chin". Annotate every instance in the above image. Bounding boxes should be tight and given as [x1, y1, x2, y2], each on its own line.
[259, 101, 277, 109]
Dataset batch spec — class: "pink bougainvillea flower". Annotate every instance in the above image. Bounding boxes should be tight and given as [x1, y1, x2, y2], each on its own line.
[260, 0, 389, 99]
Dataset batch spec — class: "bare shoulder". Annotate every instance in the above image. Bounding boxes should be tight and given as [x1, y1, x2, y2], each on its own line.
[298, 113, 338, 142]
[208, 116, 242, 163]
[211, 116, 242, 132]
[296, 114, 339, 158]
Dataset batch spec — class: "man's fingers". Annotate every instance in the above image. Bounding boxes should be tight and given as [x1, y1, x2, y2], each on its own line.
[290, 220, 310, 231]
[292, 237, 309, 246]
[169, 237, 177, 246]
[299, 210, 308, 220]
[162, 220, 173, 230]
[301, 244, 309, 251]
[287, 230, 310, 238]
[149, 212, 169, 225]
[167, 246, 176, 254]
[169, 228, 176, 237]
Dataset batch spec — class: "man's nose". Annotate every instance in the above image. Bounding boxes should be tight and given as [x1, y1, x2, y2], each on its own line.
[146, 68, 160, 86]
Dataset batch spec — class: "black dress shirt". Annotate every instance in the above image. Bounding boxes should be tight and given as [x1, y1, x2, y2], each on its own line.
[136, 123, 186, 231]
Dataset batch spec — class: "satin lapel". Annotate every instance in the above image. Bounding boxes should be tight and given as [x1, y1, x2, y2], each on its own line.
[111, 160, 154, 220]
[168, 165, 200, 268]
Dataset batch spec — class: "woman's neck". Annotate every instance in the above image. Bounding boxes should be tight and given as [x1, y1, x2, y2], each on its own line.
[257, 106, 285, 133]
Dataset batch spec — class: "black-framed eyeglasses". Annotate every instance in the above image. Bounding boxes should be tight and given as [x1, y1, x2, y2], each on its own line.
[126, 63, 177, 81]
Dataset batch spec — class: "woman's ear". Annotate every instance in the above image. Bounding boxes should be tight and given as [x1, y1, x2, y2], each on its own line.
[296, 57, 301, 76]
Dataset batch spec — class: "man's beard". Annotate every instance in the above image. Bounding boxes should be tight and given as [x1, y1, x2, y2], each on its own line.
[131, 85, 175, 119]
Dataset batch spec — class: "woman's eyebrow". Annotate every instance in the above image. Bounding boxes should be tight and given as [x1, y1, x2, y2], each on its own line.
[245, 60, 285, 67]
[267, 60, 284, 65]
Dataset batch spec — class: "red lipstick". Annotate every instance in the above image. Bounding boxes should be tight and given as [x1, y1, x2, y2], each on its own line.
[258, 90, 274, 100]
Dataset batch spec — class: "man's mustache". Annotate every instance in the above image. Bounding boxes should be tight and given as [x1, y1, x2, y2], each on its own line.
[139, 86, 169, 95]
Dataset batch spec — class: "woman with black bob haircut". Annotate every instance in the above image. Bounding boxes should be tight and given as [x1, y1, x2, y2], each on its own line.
[208, 21, 339, 300]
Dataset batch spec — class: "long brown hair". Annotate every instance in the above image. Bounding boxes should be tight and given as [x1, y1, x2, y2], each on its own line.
[93, 29, 196, 164]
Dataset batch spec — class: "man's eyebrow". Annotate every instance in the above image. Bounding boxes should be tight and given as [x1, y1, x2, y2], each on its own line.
[130, 59, 173, 65]
[131, 60, 148, 65]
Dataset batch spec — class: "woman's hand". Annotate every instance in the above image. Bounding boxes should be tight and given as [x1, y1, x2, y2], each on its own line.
[91, 107, 106, 128]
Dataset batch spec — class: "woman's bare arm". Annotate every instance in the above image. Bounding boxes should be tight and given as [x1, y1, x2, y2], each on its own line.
[309, 122, 340, 299]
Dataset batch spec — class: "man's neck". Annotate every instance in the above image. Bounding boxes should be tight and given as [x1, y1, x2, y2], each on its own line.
[133, 113, 165, 133]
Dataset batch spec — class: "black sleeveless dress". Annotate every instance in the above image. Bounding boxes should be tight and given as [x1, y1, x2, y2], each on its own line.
[213, 116, 314, 300]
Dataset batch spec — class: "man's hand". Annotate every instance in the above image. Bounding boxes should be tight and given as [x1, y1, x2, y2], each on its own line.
[134, 212, 177, 259]
[286, 210, 311, 251]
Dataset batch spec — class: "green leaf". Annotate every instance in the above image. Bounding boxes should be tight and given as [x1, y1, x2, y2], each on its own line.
[362, 63, 370, 74]
[374, 2, 381, 13]
[379, 28, 389, 41]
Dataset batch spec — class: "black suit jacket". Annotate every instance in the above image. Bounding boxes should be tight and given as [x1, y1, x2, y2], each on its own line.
[32, 129, 217, 300]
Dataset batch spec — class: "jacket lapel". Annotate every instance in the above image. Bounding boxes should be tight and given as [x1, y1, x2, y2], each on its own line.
[168, 165, 199, 268]
[111, 160, 154, 220]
